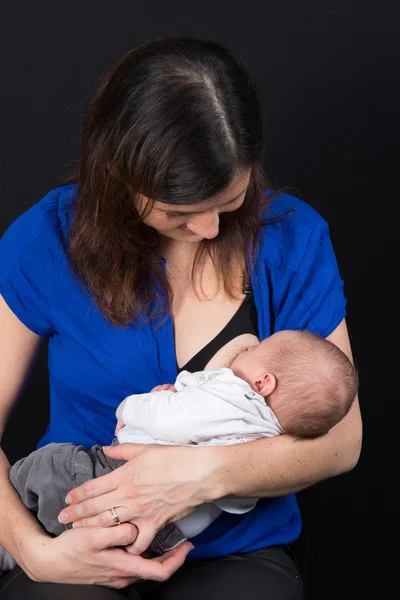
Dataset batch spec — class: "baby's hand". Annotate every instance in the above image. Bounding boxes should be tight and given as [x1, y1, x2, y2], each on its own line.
[114, 420, 125, 436]
[150, 384, 177, 393]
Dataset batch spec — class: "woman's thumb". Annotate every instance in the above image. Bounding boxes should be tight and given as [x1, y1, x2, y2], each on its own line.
[102, 442, 143, 460]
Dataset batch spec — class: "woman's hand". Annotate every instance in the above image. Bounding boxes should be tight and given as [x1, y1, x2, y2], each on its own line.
[58, 443, 222, 555]
[22, 524, 193, 588]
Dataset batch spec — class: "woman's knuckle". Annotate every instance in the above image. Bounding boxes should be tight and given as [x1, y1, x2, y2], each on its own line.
[82, 480, 94, 496]
[110, 568, 125, 578]
[151, 513, 165, 529]
[119, 525, 135, 543]
[85, 532, 97, 549]
[123, 522, 136, 537]
[85, 498, 97, 514]
[126, 488, 137, 500]
[118, 533, 131, 547]
[101, 512, 111, 526]
[110, 580, 125, 589]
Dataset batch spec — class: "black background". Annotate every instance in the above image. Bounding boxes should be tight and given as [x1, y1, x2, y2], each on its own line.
[1, 2, 399, 598]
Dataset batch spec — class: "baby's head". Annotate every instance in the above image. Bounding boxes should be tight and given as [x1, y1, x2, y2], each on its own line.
[230, 330, 359, 439]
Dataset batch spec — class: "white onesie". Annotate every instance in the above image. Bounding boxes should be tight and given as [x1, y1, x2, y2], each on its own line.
[116, 368, 285, 538]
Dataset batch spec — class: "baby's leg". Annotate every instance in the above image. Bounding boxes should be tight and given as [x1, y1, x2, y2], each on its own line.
[1, 443, 94, 571]
[1, 442, 186, 567]
[8, 443, 103, 536]
[175, 503, 223, 538]
[0, 549, 18, 572]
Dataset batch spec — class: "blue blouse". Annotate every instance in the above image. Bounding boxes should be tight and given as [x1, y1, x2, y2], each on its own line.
[0, 184, 346, 559]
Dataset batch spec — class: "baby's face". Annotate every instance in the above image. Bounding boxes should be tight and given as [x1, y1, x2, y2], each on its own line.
[230, 332, 291, 384]
[230, 341, 268, 382]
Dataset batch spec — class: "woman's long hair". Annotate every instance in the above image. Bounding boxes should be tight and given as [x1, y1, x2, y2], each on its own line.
[65, 36, 281, 327]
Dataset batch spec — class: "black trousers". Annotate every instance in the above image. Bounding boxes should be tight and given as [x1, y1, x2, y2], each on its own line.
[0, 546, 303, 599]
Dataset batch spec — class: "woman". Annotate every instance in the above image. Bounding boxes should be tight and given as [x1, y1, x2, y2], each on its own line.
[0, 36, 362, 599]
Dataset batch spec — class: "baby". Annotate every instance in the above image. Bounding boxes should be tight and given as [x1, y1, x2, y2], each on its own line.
[0, 329, 358, 571]
[114, 329, 359, 537]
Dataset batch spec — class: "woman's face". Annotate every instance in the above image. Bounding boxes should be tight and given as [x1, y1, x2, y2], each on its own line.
[136, 170, 252, 243]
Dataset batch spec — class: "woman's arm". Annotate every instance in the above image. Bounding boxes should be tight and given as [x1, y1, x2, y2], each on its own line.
[212, 318, 362, 499]
[60, 321, 362, 551]
[0, 296, 192, 585]
[0, 295, 49, 577]
[60, 319, 361, 555]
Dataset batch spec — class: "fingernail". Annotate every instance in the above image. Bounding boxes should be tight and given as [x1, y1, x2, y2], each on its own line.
[187, 544, 194, 553]
[65, 495, 72, 504]
[72, 521, 81, 528]
[58, 512, 68, 523]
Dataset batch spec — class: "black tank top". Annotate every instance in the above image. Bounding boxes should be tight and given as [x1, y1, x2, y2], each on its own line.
[178, 289, 259, 373]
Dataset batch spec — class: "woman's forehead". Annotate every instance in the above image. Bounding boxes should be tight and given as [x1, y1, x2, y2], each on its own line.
[144, 170, 252, 212]
[157, 186, 249, 213]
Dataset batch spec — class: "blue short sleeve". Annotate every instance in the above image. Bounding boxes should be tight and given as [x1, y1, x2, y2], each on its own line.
[269, 210, 346, 338]
[0, 191, 61, 337]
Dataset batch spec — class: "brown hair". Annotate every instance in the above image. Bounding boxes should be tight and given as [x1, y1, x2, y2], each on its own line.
[63, 36, 286, 327]
[268, 331, 359, 439]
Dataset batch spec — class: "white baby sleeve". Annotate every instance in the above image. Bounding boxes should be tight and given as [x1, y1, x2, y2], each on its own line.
[116, 385, 246, 445]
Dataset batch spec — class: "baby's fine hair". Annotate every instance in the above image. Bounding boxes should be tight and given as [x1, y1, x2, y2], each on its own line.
[269, 331, 359, 439]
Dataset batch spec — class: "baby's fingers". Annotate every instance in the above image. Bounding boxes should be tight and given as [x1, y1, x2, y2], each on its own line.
[114, 420, 125, 435]
[150, 384, 175, 392]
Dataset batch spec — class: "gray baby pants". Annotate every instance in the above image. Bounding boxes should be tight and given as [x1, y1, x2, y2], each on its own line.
[0, 442, 186, 571]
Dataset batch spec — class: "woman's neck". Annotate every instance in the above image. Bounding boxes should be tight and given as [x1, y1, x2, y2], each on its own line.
[159, 237, 200, 270]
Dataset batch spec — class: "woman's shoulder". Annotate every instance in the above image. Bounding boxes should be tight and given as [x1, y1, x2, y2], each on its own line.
[258, 190, 331, 271]
[0, 184, 77, 259]
[5, 183, 76, 235]
[0, 184, 78, 336]
[255, 191, 346, 337]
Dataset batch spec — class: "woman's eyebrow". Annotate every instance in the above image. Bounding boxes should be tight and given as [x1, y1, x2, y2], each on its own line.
[157, 186, 249, 215]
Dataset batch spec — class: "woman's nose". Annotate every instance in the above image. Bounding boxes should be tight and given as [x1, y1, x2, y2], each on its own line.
[187, 211, 220, 239]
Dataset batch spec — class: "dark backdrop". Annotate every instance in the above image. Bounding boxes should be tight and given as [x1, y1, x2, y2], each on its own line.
[1, 2, 399, 598]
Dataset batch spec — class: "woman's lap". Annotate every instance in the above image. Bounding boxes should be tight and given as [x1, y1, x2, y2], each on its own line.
[0, 567, 140, 600]
[0, 546, 303, 600]
[146, 546, 303, 600]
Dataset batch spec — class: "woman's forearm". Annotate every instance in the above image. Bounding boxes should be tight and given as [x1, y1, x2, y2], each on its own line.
[202, 319, 363, 500]
[210, 398, 362, 500]
[0, 448, 48, 576]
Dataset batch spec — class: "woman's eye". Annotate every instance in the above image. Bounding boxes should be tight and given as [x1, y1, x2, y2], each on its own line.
[165, 213, 182, 219]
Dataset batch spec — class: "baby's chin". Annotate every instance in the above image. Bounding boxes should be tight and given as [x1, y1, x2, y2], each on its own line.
[228, 353, 243, 370]
[229, 345, 257, 369]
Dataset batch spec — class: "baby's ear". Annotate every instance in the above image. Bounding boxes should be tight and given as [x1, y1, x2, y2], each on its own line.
[255, 373, 277, 397]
